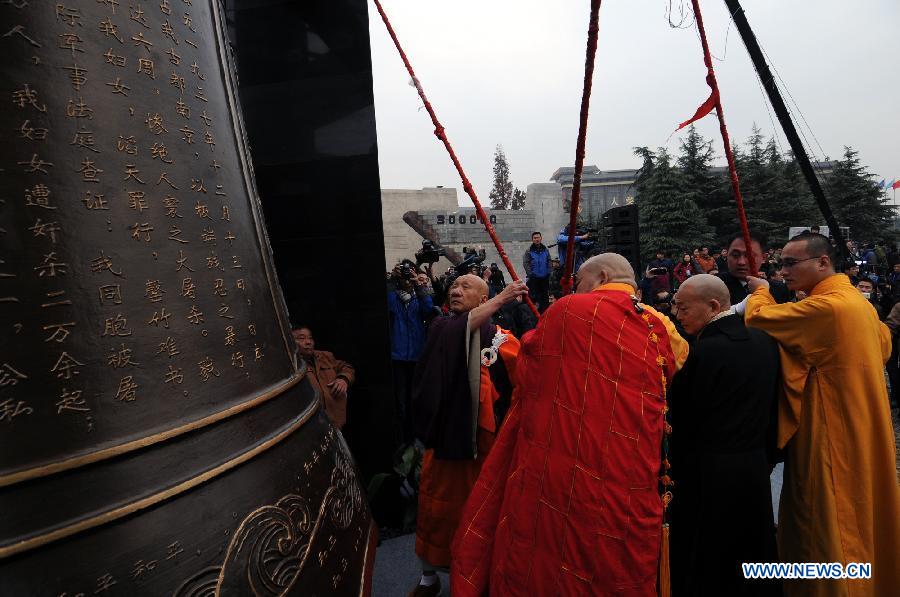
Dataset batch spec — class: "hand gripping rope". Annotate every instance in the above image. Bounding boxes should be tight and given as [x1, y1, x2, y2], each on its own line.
[372, 0, 539, 318]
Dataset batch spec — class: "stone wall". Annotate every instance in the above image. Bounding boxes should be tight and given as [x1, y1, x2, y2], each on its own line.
[381, 187, 458, 272]
[417, 208, 535, 278]
[380, 187, 540, 279]
[527, 182, 567, 243]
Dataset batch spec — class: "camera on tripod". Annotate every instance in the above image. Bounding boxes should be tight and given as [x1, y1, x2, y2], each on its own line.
[415, 239, 446, 266]
[455, 246, 486, 275]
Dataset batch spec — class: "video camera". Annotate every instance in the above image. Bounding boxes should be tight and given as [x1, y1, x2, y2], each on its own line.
[415, 239, 446, 266]
[454, 246, 486, 276]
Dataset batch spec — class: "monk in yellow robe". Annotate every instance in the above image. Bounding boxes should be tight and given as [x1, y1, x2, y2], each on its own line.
[744, 232, 900, 597]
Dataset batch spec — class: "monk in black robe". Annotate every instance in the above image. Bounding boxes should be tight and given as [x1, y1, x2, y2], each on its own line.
[669, 274, 781, 596]
[408, 274, 527, 597]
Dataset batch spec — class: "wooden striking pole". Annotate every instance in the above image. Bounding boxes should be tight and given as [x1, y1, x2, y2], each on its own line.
[723, 0, 849, 260]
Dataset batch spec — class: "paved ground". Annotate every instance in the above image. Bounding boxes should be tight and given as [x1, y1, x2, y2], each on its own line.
[372, 467, 785, 596]
[373, 533, 448, 597]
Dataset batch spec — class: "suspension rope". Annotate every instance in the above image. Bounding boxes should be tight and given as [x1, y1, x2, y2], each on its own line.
[372, 0, 539, 317]
[561, 0, 603, 294]
[687, 0, 757, 274]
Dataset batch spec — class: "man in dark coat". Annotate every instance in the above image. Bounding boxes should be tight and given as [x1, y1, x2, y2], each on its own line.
[715, 247, 729, 273]
[719, 233, 790, 305]
[669, 274, 781, 596]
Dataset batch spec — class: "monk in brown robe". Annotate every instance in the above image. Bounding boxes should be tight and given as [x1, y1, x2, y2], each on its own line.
[408, 274, 527, 597]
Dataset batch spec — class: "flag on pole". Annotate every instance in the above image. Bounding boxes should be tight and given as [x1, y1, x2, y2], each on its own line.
[887, 179, 897, 190]
[893, 180, 900, 190]
[878, 179, 886, 189]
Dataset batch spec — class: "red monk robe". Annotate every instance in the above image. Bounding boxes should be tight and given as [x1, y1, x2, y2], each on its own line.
[412, 311, 521, 568]
[451, 282, 688, 596]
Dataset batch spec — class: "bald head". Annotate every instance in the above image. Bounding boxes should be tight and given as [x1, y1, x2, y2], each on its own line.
[448, 274, 489, 313]
[576, 253, 637, 293]
[678, 274, 731, 308]
[674, 274, 731, 335]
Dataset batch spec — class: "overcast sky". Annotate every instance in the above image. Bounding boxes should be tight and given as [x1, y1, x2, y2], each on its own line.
[368, 0, 900, 205]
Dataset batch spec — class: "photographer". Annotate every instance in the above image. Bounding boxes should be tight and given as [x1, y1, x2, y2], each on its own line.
[557, 225, 595, 273]
[387, 260, 434, 445]
[487, 263, 506, 297]
[856, 277, 885, 319]
[647, 251, 674, 291]
[639, 265, 673, 311]
[414, 240, 448, 306]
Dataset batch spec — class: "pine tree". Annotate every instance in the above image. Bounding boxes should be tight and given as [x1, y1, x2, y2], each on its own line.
[676, 125, 732, 244]
[826, 147, 896, 243]
[730, 125, 782, 243]
[511, 187, 527, 210]
[634, 146, 713, 259]
[489, 145, 513, 210]
[767, 150, 821, 244]
[677, 125, 718, 208]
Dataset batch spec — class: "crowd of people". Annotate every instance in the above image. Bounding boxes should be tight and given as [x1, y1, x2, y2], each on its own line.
[299, 226, 900, 597]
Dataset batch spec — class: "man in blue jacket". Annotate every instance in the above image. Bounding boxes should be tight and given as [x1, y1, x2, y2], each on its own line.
[522, 231, 551, 312]
[556, 225, 594, 273]
[387, 262, 434, 445]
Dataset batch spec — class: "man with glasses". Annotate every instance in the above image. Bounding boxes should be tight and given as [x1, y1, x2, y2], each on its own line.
[719, 233, 790, 305]
[744, 232, 900, 595]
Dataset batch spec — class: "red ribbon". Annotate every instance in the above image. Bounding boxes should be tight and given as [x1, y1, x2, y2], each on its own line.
[678, 0, 757, 275]
[676, 75, 719, 132]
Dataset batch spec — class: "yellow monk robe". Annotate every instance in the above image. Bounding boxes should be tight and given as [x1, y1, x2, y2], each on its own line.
[746, 274, 900, 597]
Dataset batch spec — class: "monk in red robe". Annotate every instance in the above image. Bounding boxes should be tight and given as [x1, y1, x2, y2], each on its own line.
[452, 253, 689, 596]
[409, 274, 527, 597]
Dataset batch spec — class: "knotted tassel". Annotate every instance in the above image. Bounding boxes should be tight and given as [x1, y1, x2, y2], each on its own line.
[659, 522, 671, 597]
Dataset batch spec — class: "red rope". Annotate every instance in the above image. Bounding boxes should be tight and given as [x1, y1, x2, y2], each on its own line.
[372, 0, 539, 318]
[562, 0, 603, 295]
[690, 0, 757, 275]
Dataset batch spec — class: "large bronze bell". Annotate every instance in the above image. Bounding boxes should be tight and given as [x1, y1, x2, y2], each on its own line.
[0, 1, 375, 594]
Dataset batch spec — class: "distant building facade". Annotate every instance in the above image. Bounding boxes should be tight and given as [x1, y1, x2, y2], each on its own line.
[552, 166, 638, 224]
[383, 162, 839, 272]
